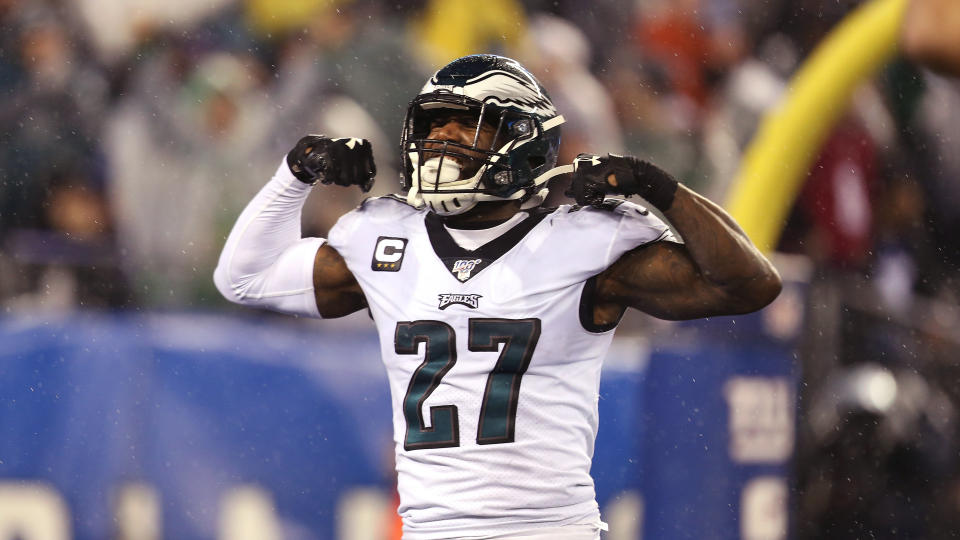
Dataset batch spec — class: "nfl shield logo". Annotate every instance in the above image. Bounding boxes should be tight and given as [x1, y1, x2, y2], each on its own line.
[451, 259, 482, 282]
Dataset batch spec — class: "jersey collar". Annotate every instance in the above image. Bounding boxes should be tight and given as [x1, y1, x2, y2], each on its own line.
[424, 208, 551, 283]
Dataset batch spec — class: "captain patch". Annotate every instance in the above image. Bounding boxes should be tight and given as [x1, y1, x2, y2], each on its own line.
[371, 236, 408, 271]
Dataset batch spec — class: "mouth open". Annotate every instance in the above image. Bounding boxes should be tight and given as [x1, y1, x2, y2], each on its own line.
[418, 145, 487, 180]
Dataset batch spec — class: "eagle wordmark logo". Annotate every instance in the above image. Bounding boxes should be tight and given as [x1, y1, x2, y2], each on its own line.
[438, 293, 482, 310]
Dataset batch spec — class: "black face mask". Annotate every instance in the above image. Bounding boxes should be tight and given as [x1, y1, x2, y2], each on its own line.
[401, 94, 544, 200]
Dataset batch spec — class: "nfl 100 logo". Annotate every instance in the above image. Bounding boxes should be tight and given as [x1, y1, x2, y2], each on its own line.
[451, 258, 482, 282]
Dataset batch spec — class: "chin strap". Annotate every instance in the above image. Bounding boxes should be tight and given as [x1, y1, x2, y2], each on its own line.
[519, 164, 574, 209]
[533, 163, 575, 185]
[405, 183, 421, 208]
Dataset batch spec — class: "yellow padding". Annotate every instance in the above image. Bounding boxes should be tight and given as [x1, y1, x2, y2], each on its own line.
[724, 0, 908, 253]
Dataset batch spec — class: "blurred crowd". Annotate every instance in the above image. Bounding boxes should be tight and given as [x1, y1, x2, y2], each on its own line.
[2, 0, 960, 537]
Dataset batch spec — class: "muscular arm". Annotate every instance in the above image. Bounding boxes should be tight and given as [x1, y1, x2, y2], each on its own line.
[312, 244, 367, 318]
[216, 136, 376, 318]
[213, 160, 367, 318]
[594, 185, 782, 322]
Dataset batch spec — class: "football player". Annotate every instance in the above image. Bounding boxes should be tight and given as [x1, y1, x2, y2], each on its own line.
[214, 54, 781, 540]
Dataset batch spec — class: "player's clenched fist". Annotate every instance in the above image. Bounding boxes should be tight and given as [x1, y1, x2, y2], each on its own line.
[286, 135, 376, 192]
[567, 153, 679, 211]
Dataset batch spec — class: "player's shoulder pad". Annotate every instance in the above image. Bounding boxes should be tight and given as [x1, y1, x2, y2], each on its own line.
[354, 194, 424, 220]
[561, 198, 653, 227]
[569, 198, 652, 216]
[370, 193, 410, 205]
[330, 194, 423, 244]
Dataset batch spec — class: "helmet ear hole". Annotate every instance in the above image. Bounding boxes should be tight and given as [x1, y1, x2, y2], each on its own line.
[510, 119, 532, 137]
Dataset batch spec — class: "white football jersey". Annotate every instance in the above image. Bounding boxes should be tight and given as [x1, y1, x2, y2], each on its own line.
[328, 197, 675, 539]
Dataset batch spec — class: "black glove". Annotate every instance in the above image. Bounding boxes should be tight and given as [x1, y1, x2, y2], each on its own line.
[566, 153, 678, 211]
[286, 135, 376, 192]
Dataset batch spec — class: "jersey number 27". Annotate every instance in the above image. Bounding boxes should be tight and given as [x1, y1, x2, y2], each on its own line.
[395, 318, 541, 450]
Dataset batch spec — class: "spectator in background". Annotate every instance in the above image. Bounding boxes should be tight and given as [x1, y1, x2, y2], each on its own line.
[268, 6, 399, 237]
[72, 0, 233, 64]
[0, 0, 26, 94]
[93, 0, 427, 307]
[0, 5, 108, 235]
[247, 0, 424, 126]
[798, 364, 957, 540]
[623, 0, 752, 192]
[0, 3, 129, 309]
[522, 0, 633, 71]
[633, 0, 714, 109]
[106, 49, 278, 306]
[701, 34, 796, 200]
[774, 0, 862, 59]
[603, 51, 706, 192]
[2, 166, 132, 310]
[244, 0, 425, 240]
[410, 0, 526, 68]
[518, 13, 625, 206]
[902, 0, 960, 76]
[778, 115, 879, 270]
[906, 73, 960, 298]
[872, 168, 930, 313]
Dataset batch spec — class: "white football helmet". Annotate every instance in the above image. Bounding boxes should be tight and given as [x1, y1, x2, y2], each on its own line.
[400, 54, 566, 215]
